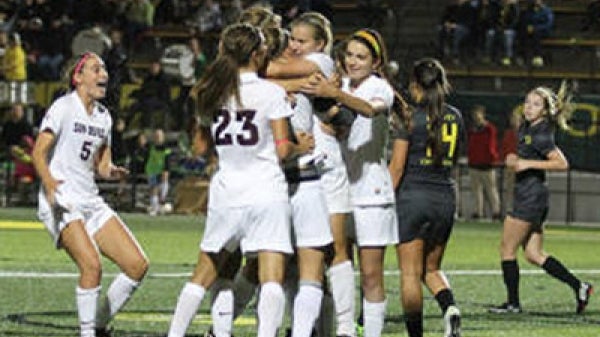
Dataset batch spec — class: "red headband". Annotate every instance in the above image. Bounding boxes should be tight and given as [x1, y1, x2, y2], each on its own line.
[71, 52, 92, 86]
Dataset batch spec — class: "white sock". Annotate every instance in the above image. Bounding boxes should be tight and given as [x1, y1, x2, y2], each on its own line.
[257, 282, 285, 337]
[97, 273, 140, 329]
[211, 288, 233, 337]
[363, 299, 386, 337]
[292, 281, 323, 337]
[327, 261, 356, 337]
[76, 286, 100, 337]
[150, 195, 159, 211]
[168, 282, 206, 337]
[232, 272, 257, 319]
[160, 181, 169, 201]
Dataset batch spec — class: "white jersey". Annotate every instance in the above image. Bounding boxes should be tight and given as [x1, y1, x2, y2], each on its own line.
[208, 72, 292, 208]
[290, 52, 335, 133]
[343, 75, 395, 206]
[39, 91, 112, 200]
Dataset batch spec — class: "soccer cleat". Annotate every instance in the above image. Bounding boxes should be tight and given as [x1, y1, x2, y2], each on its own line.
[444, 305, 461, 337]
[576, 282, 593, 314]
[488, 302, 522, 314]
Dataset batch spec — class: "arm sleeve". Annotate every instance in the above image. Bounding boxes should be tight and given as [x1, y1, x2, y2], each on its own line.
[39, 100, 66, 136]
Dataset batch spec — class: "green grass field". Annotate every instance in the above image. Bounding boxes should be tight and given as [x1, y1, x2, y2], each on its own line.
[1, 207, 599, 337]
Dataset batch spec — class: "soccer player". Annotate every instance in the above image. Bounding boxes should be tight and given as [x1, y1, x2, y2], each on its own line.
[387, 58, 464, 337]
[32, 52, 149, 337]
[489, 83, 594, 314]
[302, 28, 399, 337]
[166, 23, 313, 337]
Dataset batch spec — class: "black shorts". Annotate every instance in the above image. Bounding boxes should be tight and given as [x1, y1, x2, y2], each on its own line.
[396, 182, 456, 244]
[509, 179, 548, 230]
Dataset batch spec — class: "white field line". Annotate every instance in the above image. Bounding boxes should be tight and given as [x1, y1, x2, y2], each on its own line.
[2, 269, 600, 278]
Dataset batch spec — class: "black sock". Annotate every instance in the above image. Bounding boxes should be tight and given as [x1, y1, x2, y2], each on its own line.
[542, 256, 581, 292]
[435, 288, 456, 314]
[502, 259, 520, 305]
[404, 311, 423, 337]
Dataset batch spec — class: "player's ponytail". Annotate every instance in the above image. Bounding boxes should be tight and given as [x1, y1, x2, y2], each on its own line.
[532, 80, 575, 131]
[191, 23, 264, 119]
[411, 58, 451, 166]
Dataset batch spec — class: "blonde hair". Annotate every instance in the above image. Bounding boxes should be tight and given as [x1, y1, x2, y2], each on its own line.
[531, 80, 574, 130]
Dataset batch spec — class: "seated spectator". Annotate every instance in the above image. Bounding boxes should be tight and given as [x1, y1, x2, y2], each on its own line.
[467, 105, 501, 221]
[482, 0, 520, 66]
[145, 128, 172, 216]
[582, 0, 600, 31]
[438, 0, 478, 64]
[1, 103, 36, 203]
[187, 0, 223, 34]
[123, 0, 154, 51]
[517, 0, 554, 67]
[1, 32, 26, 81]
[128, 59, 172, 129]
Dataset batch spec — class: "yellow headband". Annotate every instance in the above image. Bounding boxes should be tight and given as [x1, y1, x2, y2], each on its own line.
[353, 30, 381, 58]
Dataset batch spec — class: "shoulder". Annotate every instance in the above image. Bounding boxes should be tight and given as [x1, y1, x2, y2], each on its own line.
[306, 52, 334, 74]
[257, 78, 288, 98]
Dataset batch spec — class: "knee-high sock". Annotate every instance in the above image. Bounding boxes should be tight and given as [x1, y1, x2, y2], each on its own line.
[434, 288, 456, 315]
[257, 282, 285, 337]
[97, 273, 140, 329]
[363, 299, 386, 337]
[211, 284, 233, 337]
[232, 271, 258, 319]
[76, 286, 100, 337]
[327, 260, 356, 337]
[501, 260, 520, 305]
[542, 256, 581, 291]
[160, 181, 169, 202]
[291, 281, 323, 337]
[404, 311, 423, 337]
[168, 282, 206, 337]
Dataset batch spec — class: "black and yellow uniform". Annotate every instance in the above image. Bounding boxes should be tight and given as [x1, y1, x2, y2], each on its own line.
[394, 104, 465, 244]
[509, 119, 555, 229]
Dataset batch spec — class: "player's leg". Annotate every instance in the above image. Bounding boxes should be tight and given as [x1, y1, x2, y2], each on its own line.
[358, 247, 386, 337]
[94, 215, 149, 332]
[327, 212, 356, 337]
[257, 251, 287, 337]
[489, 215, 531, 313]
[61, 220, 103, 337]
[423, 243, 460, 337]
[523, 231, 594, 314]
[396, 239, 424, 337]
[292, 247, 326, 337]
[168, 251, 219, 337]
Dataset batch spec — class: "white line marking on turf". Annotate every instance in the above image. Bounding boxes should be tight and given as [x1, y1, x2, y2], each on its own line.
[2, 270, 600, 278]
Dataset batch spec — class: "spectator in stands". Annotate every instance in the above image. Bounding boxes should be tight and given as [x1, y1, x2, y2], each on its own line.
[176, 116, 208, 176]
[517, 0, 554, 67]
[129, 59, 172, 129]
[123, 0, 154, 51]
[467, 104, 501, 220]
[581, 0, 600, 31]
[500, 109, 520, 215]
[112, 117, 129, 201]
[145, 128, 172, 216]
[102, 27, 133, 116]
[1, 32, 26, 81]
[438, 0, 478, 64]
[188, 0, 223, 34]
[36, 13, 68, 80]
[130, 131, 148, 179]
[481, 0, 520, 66]
[1, 103, 36, 201]
[475, 0, 501, 62]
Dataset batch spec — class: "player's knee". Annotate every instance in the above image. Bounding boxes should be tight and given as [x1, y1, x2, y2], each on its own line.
[523, 250, 544, 266]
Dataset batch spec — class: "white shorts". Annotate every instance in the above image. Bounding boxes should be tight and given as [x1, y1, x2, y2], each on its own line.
[37, 187, 117, 248]
[290, 180, 333, 248]
[201, 200, 293, 254]
[351, 204, 399, 247]
[320, 165, 352, 214]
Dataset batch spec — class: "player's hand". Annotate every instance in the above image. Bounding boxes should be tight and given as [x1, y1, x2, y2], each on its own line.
[43, 178, 63, 207]
[109, 165, 129, 179]
[506, 153, 526, 172]
[301, 73, 337, 98]
[295, 131, 315, 154]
